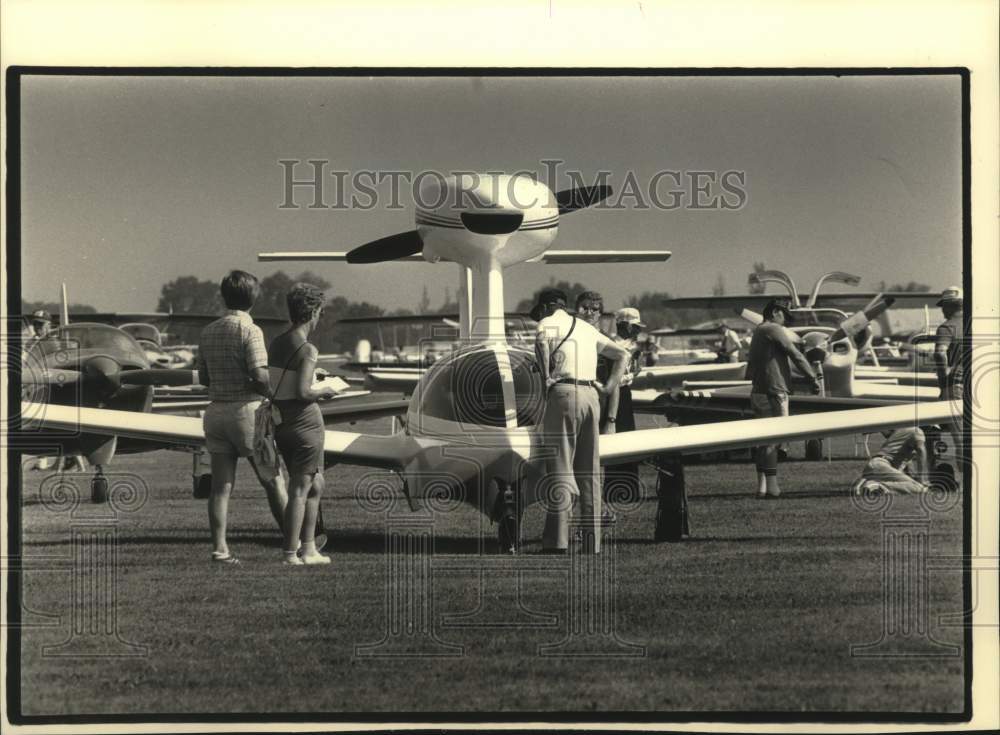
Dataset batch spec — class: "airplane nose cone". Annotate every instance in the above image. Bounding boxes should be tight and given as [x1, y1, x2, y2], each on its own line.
[83, 355, 121, 398]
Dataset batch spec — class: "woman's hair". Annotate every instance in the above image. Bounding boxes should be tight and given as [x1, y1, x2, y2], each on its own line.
[286, 282, 326, 324]
[220, 270, 260, 310]
[575, 290, 603, 308]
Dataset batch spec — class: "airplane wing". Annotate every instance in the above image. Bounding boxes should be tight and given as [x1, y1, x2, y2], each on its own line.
[151, 391, 410, 425]
[21, 403, 425, 471]
[600, 400, 959, 465]
[630, 387, 911, 422]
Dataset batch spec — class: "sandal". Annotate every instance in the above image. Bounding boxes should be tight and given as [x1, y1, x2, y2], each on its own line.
[211, 552, 241, 565]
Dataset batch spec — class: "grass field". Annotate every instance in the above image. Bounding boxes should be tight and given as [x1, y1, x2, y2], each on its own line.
[14, 418, 966, 719]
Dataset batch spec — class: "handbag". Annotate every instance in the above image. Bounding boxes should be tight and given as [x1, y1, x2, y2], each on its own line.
[252, 341, 307, 479]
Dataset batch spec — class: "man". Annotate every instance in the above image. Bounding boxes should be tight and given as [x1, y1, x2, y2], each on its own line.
[535, 288, 628, 554]
[601, 308, 646, 509]
[933, 286, 965, 474]
[197, 270, 289, 564]
[716, 323, 743, 363]
[851, 426, 929, 495]
[27, 309, 52, 343]
[575, 290, 604, 328]
[745, 299, 821, 498]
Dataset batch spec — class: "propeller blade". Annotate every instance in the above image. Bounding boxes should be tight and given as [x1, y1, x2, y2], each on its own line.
[829, 296, 895, 342]
[346, 231, 424, 264]
[21, 368, 82, 386]
[119, 369, 200, 387]
[555, 185, 613, 214]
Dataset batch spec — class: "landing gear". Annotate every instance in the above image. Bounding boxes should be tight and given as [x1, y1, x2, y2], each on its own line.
[804, 438, 824, 462]
[494, 479, 522, 555]
[91, 466, 109, 503]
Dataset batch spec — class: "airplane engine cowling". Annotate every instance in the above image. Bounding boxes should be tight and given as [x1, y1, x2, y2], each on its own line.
[820, 333, 859, 398]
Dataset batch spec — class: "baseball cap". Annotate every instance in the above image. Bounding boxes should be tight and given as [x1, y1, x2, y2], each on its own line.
[31, 309, 52, 323]
[936, 286, 963, 306]
[615, 307, 646, 328]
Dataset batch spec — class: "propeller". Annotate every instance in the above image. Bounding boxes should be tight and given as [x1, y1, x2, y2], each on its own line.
[828, 295, 895, 343]
[555, 184, 613, 214]
[345, 230, 424, 264]
[343, 182, 613, 264]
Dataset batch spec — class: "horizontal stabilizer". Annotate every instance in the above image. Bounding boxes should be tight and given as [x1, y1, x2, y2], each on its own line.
[260, 249, 671, 265]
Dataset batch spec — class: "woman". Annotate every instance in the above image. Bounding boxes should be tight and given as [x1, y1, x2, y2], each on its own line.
[269, 283, 338, 565]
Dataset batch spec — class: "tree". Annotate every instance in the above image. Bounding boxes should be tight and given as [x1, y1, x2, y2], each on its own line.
[21, 299, 97, 320]
[514, 278, 591, 313]
[875, 280, 932, 293]
[748, 262, 767, 294]
[157, 276, 223, 314]
[417, 286, 431, 315]
[255, 270, 332, 319]
[712, 273, 726, 297]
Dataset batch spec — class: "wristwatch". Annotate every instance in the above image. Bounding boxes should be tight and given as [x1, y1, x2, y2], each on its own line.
[607, 417, 617, 423]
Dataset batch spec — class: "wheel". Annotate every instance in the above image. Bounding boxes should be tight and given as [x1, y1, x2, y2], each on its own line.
[930, 463, 958, 493]
[494, 480, 521, 554]
[91, 473, 109, 504]
[804, 439, 824, 461]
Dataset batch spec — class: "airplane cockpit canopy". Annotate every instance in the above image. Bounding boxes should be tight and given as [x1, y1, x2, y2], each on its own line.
[414, 345, 545, 430]
[121, 323, 163, 347]
[27, 324, 148, 366]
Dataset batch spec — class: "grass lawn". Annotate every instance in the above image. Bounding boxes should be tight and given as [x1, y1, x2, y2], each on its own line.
[13, 417, 966, 719]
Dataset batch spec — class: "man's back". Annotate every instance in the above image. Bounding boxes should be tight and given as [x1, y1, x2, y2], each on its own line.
[198, 312, 267, 402]
[876, 427, 924, 469]
[537, 309, 608, 381]
[745, 321, 796, 395]
[936, 310, 965, 382]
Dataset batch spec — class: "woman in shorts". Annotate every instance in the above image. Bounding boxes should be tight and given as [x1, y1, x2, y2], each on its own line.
[269, 283, 339, 565]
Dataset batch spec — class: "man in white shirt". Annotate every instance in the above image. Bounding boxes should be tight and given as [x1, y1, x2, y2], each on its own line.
[534, 288, 628, 554]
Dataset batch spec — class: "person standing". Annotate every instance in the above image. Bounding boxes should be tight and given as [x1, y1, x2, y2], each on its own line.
[717, 323, 743, 363]
[601, 308, 646, 507]
[197, 271, 288, 564]
[933, 286, 965, 474]
[535, 288, 628, 554]
[745, 300, 820, 498]
[269, 283, 339, 566]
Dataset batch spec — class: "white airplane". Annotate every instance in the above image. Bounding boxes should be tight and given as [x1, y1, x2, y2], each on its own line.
[23, 174, 960, 550]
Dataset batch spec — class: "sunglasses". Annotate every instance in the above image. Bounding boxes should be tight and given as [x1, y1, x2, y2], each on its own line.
[578, 304, 602, 313]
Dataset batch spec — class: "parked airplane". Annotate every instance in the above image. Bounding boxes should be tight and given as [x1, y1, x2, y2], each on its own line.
[16, 293, 407, 499]
[21, 174, 959, 550]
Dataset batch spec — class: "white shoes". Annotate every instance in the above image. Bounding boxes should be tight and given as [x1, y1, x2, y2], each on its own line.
[300, 552, 331, 565]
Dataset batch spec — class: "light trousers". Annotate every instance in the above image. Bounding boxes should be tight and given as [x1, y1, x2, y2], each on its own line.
[541, 384, 602, 552]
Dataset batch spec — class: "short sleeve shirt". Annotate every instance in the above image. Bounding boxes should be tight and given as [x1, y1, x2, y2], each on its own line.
[876, 427, 924, 469]
[745, 321, 798, 395]
[935, 312, 965, 384]
[197, 310, 268, 402]
[536, 309, 612, 381]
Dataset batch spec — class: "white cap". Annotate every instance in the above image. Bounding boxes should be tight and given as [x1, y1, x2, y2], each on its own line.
[614, 307, 646, 328]
[936, 286, 963, 306]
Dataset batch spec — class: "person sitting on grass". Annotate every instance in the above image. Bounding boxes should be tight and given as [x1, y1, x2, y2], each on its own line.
[851, 426, 929, 495]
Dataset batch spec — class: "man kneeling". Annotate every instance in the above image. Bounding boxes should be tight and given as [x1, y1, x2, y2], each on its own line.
[852, 426, 929, 495]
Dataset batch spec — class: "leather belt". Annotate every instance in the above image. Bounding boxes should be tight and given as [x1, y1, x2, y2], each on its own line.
[552, 379, 596, 388]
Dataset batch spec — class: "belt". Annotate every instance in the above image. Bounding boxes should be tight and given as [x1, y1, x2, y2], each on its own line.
[552, 379, 596, 388]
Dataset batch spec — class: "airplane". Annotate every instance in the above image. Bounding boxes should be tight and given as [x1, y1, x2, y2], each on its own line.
[15, 290, 409, 500]
[20, 173, 961, 551]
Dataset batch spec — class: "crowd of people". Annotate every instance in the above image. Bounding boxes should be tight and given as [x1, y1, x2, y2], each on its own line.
[183, 274, 967, 560]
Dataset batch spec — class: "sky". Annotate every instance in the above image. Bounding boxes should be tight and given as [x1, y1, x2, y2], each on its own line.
[18, 73, 963, 313]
